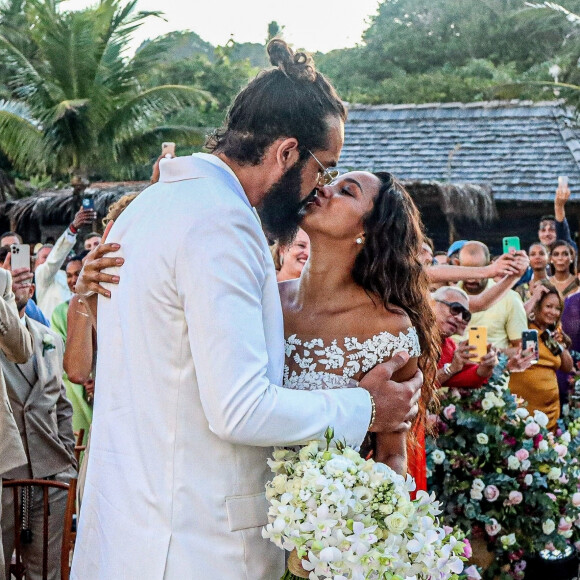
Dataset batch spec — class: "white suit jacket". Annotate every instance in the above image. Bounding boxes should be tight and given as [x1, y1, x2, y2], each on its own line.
[72, 154, 372, 580]
[0, 269, 32, 476]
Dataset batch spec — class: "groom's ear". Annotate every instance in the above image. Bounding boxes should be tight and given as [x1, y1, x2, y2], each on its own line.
[275, 138, 300, 171]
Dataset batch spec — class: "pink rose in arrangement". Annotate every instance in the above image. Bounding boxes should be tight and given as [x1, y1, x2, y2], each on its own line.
[443, 405, 456, 420]
[505, 491, 523, 506]
[484, 485, 500, 502]
[485, 518, 502, 536]
[525, 422, 540, 437]
[554, 444, 567, 458]
[515, 448, 529, 462]
[572, 492, 580, 507]
[558, 518, 573, 534]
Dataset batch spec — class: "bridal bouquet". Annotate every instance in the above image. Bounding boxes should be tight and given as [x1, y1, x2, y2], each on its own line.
[263, 428, 467, 580]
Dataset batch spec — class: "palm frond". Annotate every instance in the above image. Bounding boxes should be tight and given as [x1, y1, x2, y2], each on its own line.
[0, 100, 50, 172]
[101, 85, 213, 139]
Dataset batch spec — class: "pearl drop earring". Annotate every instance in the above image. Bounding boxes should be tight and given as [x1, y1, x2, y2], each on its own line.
[356, 237, 363, 245]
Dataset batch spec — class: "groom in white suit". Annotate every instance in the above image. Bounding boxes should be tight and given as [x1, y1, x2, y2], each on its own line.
[72, 41, 422, 579]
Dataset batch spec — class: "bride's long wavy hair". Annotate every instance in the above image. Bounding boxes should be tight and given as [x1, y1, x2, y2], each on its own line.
[352, 172, 438, 435]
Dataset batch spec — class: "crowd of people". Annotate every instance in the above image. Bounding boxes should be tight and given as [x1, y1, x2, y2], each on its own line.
[0, 38, 578, 579]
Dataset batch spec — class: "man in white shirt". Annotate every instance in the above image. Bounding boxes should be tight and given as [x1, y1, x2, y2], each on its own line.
[34, 207, 95, 319]
[72, 40, 422, 580]
[458, 241, 527, 350]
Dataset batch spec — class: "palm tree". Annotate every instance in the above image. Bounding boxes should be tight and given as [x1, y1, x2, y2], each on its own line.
[0, 0, 210, 180]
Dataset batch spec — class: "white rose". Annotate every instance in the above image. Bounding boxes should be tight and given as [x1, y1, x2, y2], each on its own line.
[472, 478, 485, 492]
[507, 456, 521, 470]
[515, 408, 529, 419]
[539, 440, 549, 452]
[470, 489, 483, 501]
[524, 474, 533, 485]
[501, 533, 516, 547]
[476, 433, 489, 445]
[561, 432, 572, 444]
[298, 441, 319, 462]
[431, 450, 446, 465]
[481, 398, 494, 411]
[534, 410, 549, 428]
[547, 467, 562, 481]
[272, 474, 288, 494]
[385, 512, 409, 534]
[323, 456, 353, 476]
[543, 519, 556, 535]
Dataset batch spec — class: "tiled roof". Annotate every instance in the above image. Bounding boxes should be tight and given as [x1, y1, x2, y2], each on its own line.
[339, 100, 580, 202]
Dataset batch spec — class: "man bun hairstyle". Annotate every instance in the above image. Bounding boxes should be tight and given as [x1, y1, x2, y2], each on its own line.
[206, 39, 346, 165]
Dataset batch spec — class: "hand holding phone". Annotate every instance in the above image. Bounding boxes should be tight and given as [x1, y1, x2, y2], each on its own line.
[521, 329, 539, 364]
[502, 236, 520, 254]
[162, 142, 175, 158]
[468, 326, 488, 363]
[10, 244, 31, 272]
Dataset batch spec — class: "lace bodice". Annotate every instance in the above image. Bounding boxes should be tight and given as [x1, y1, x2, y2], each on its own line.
[283, 327, 421, 391]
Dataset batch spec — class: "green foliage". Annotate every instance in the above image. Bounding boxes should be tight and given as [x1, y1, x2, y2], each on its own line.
[318, 0, 580, 105]
[0, 0, 211, 180]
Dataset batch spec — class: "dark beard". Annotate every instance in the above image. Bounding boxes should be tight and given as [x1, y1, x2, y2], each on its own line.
[257, 162, 308, 245]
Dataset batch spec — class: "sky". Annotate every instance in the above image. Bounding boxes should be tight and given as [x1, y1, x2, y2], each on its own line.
[62, 0, 382, 54]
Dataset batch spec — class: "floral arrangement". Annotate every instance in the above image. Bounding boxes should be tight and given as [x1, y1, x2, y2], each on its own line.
[427, 357, 580, 580]
[263, 428, 468, 580]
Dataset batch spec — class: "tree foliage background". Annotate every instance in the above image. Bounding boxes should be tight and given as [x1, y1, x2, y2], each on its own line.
[2, 0, 580, 188]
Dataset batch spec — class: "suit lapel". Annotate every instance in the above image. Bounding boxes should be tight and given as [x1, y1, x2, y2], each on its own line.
[24, 319, 49, 403]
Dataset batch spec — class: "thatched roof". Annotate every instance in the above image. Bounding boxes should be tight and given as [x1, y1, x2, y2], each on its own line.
[0, 177, 496, 243]
[402, 179, 496, 224]
[0, 182, 148, 243]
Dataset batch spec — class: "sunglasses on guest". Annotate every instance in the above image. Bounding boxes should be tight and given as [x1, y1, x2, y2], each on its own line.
[435, 299, 472, 323]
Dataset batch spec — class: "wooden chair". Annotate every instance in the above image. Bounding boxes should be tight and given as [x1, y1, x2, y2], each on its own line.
[2, 478, 77, 580]
[73, 429, 86, 465]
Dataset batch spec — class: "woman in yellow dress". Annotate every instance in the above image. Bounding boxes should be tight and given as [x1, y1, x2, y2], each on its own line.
[510, 281, 573, 430]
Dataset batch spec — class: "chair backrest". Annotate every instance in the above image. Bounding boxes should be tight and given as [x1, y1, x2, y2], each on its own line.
[2, 478, 75, 580]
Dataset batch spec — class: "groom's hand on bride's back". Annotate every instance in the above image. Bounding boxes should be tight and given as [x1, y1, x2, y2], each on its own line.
[359, 351, 422, 434]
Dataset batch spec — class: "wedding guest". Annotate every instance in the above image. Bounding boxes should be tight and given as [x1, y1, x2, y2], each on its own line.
[509, 281, 573, 430]
[271, 228, 310, 281]
[0, 268, 32, 580]
[548, 240, 579, 298]
[83, 232, 101, 252]
[529, 243, 550, 286]
[419, 237, 434, 267]
[0, 278, 76, 580]
[433, 286, 497, 389]
[433, 251, 448, 265]
[52, 253, 93, 434]
[457, 241, 527, 351]
[0, 232, 22, 247]
[34, 206, 96, 319]
[0, 246, 49, 327]
[551, 180, 577, 253]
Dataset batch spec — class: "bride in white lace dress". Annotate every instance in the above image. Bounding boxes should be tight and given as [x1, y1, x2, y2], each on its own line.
[279, 170, 438, 474]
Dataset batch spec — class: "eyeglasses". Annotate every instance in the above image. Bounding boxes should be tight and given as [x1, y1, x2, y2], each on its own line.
[307, 149, 340, 186]
[435, 299, 472, 323]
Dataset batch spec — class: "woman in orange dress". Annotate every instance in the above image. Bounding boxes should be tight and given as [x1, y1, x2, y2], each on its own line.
[509, 281, 573, 430]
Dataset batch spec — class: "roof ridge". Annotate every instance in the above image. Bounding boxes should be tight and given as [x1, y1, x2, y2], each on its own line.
[346, 99, 566, 111]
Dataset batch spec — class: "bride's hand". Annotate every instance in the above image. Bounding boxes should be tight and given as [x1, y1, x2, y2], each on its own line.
[76, 221, 123, 298]
[360, 351, 422, 434]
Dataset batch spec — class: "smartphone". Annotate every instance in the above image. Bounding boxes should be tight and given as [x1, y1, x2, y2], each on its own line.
[82, 197, 95, 211]
[161, 142, 175, 157]
[468, 326, 487, 363]
[522, 329, 539, 364]
[558, 176, 568, 188]
[502, 236, 520, 254]
[10, 243, 30, 271]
